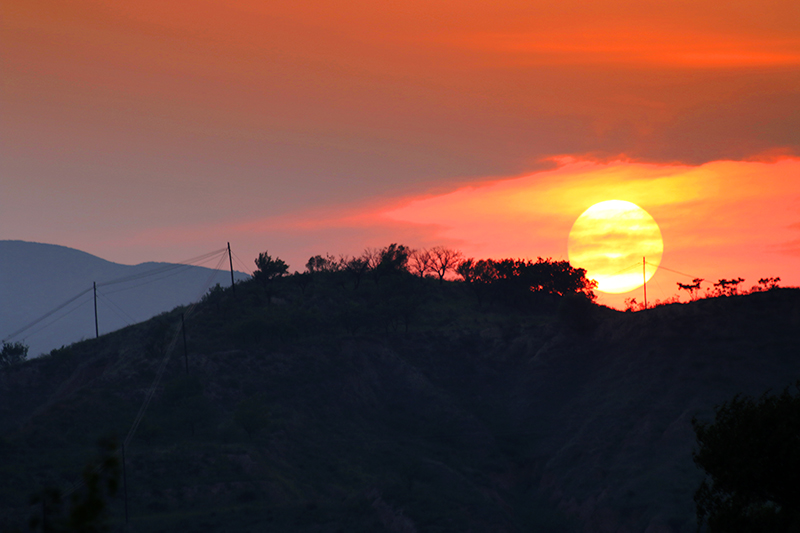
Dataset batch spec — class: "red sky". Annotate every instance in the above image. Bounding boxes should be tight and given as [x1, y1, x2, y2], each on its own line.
[2, 0, 799, 308]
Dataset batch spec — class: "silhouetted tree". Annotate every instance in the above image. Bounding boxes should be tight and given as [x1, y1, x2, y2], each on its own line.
[692, 385, 800, 531]
[524, 257, 597, 298]
[429, 246, 463, 284]
[201, 283, 226, 312]
[291, 271, 313, 295]
[455, 258, 476, 283]
[362, 247, 382, 272]
[341, 256, 369, 290]
[459, 259, 493, 304]
[306, 254, 341, 273]
[457, 257, 596, 307]
[456, 258, 497, 306]
[455, 258, 500, 285]
[373, 243, 410, 283]
[0, 341, 28, 368]
[253, 251, 288, 302]
[408, 249, 433, 278]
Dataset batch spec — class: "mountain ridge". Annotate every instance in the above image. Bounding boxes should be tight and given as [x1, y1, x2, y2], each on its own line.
[0, 268, 797, 532]
[0, 240, 249, 356]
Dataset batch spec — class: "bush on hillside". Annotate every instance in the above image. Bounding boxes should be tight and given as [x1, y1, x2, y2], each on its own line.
[0, 341, 28, 369]
[692, 384, 800, 531]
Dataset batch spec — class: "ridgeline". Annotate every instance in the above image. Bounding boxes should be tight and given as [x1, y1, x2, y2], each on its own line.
[1, 262, 798, 532]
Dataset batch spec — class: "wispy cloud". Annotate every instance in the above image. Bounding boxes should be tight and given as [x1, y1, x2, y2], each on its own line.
[435, 31, 800, 68]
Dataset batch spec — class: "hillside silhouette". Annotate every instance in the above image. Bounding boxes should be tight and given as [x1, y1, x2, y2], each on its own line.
[0, 250, 798, 532]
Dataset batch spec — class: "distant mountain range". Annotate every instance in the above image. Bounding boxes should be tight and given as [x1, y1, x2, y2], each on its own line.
[0, 240, 250, 357]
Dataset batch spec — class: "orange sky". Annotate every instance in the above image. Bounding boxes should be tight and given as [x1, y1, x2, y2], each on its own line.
[377, 158, 800, 307]
[2, 0, 799, 309]
[140, 157, 798, 308]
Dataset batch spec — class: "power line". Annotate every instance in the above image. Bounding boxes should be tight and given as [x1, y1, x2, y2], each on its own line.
[193, 252, 230, 302]
[96, 248, 227, 288]
[101, 263, 200, 296]
[20, 297, 93, 344]
[62, 261, 224, 499]
[231, 250, 253, 278]
[651, 274, 670, 301]
[647, 261, 703, 281]
[8, 246, 236, 506]
[2, 288, 93, 343]
[2, 248, 231, 344]
[100, 250, 231, 297]
[608, 262, 642, 277]
[96, 262, 197, 288]
[96, 291, 136, 326]
[124, 321, 181, 449]
[124, 261, 221, 449]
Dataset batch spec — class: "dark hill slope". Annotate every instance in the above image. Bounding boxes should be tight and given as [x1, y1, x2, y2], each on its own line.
[508, 290, 800, 531]
[0, 240, 249, 357]
[0, 276, 798, 533]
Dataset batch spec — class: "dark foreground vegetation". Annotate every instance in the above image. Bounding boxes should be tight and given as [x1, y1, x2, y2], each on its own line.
[0, 245, 798, 532]
[692, 384, 800, 532]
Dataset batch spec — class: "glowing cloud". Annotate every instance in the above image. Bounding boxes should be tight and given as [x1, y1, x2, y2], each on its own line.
[439, 30, 800, 68]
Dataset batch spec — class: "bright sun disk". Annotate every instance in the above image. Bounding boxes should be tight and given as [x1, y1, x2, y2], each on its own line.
[568, 200, 663, 294]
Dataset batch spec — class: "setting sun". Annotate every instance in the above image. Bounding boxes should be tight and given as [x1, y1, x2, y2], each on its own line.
[568, 200, 663, 294]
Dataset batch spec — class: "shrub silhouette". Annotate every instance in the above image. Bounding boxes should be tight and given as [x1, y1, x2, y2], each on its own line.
[677, 278, 704, 301]
[712, 278, 745, 297]
[757, 277, 781, 291]
[0, 341, 28, 368]
[692, 384, 800, 531]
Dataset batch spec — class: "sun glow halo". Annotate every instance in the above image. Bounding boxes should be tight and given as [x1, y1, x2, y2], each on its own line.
[568, 200, 663, 294]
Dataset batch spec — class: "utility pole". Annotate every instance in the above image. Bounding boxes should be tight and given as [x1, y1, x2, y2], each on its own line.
[227, 242, 236, 296]
[181, 313, 188, 375]
[93, 282, 99, 338]
[122, 443, 129, 525]
[643, 257, 647, 310]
